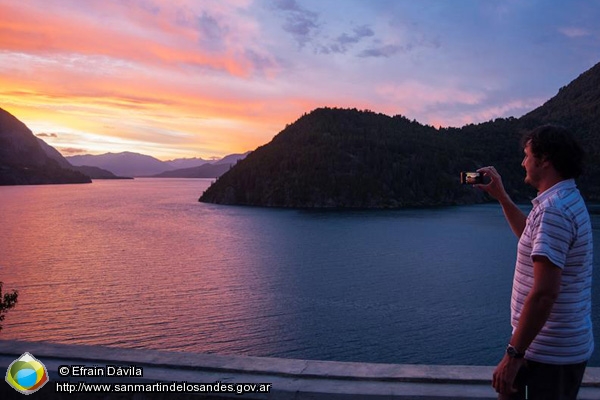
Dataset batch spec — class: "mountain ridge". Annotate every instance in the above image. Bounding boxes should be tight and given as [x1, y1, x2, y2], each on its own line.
[199, 61, 600, 208]
[66, 152, 170, 177]
[36, 138, 129, 179]
[67, 151, 249, 178]
[0, 108, 91, 185]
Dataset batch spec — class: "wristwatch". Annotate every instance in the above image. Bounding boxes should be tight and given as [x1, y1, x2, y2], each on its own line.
[506, 344, 525, 359]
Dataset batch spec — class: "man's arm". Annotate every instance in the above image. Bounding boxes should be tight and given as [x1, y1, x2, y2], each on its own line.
[476, 166, 527, 238]
[492, 255, 562, 394]
[498, 196, 527, 238]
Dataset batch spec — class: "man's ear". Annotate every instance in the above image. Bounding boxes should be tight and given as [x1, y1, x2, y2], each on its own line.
[539, 155, 551, 169]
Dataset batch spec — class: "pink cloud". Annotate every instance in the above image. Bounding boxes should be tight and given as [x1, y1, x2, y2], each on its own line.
[0, 0, 276, 78]
[424, 97, 545, 128]
[375, 81, 485, 116]
[468, 98, 546, 123]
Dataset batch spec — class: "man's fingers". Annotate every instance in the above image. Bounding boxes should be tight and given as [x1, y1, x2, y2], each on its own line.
[477, 167, 496, 182]
[478, 167, 496, 177]
[492, 370, 503, 393]
[493, 368, 519, 395]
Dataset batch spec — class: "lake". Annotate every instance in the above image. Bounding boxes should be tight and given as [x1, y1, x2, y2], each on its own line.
[1, 178, 599, 366]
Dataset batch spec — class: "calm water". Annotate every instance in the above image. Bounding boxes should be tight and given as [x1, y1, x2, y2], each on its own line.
[1, 178, 599, 366]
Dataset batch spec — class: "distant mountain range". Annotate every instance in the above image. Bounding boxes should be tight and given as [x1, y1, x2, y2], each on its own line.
[0, 106, 250, 185]
[66, 151, 250, 178]
[200, 61, 600, 208]
[35, 138, 127, 179]
[67, 152, 169, 177]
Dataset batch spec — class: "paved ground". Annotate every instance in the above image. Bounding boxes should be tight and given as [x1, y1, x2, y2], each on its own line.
[2, 340, 599, 399]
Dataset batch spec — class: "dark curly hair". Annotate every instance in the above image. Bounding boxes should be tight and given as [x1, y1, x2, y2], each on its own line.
[520, 125, 584, 179]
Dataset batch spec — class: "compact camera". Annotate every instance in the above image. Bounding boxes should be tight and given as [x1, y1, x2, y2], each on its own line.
[460, 171, 484, 185]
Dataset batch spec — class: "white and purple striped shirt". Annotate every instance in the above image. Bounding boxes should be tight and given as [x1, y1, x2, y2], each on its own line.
[512, 179, 594, 364]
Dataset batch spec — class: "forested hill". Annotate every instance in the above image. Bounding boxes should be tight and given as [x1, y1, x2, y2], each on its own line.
[199, 110, 524, 208]
[199, 62, 600, 208]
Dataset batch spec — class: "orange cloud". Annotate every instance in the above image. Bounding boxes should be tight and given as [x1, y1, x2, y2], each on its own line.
[0, 0, 302, 159]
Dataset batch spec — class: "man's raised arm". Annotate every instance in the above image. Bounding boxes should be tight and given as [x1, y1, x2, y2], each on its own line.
[476, 166, 526, 238]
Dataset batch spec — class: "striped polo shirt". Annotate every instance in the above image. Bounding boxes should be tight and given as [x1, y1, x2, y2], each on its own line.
[512, 179, 594, 364]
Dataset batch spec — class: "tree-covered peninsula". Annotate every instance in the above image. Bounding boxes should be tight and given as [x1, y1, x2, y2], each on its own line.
[199, 62, 600, 208]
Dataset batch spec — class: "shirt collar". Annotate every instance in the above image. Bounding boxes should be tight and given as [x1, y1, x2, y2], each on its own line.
[532, 179, 576, 206]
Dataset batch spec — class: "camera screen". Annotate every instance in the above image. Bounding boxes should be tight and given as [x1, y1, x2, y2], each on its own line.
[460, 172, 483, 185]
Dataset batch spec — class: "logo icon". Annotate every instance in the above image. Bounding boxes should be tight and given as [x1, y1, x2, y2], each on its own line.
[5, 352, 49, 395]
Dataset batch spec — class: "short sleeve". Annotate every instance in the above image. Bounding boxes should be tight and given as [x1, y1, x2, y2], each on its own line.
[530, 207, 573, 269]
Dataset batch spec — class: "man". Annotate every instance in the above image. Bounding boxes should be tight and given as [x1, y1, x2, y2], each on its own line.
[476, 125, 593, 400]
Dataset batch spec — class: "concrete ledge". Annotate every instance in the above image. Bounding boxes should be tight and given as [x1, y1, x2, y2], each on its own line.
[1, 340, 599, 399]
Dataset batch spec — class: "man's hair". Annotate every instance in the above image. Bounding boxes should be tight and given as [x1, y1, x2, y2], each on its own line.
[520, 125, 584, 179]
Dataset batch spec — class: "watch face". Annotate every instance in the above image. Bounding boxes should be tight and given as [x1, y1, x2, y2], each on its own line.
[507, 345, 524, 358]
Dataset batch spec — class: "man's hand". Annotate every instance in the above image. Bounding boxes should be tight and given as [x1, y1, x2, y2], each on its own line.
[476, 166, 509, 202]
[493, 354, 525, 395]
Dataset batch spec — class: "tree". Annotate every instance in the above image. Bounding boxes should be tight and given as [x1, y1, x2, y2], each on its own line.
[0, 282, 18, 332]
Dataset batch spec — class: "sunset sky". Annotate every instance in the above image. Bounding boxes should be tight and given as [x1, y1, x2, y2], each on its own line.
[1, 0, 599, 160]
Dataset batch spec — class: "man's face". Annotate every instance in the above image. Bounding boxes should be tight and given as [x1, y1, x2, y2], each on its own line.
[521, 142, 544, 189]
